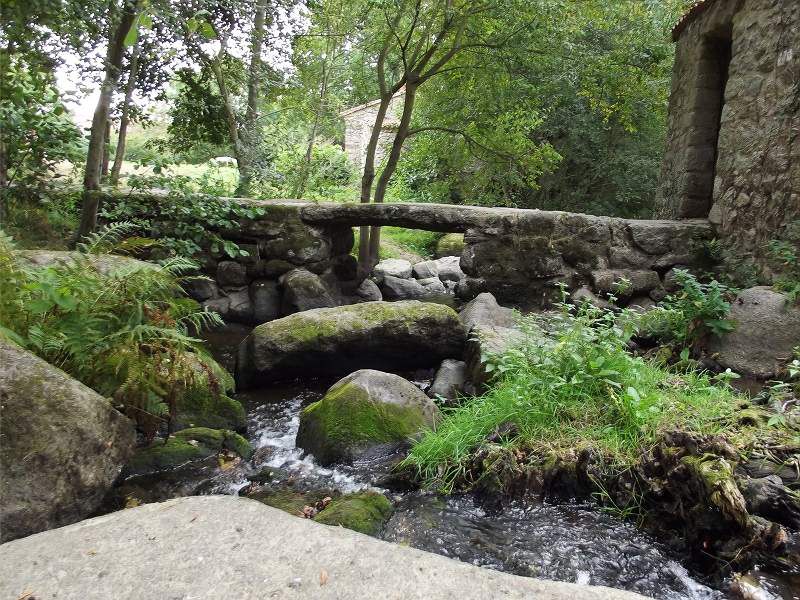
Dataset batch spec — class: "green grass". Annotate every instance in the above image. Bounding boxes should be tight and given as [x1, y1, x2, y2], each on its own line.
[351, 227, 443, 262]
[404, 305, 744, 493]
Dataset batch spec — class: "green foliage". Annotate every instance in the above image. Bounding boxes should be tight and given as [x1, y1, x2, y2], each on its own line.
[0, 225, 228, 437]
[768, 221, 800, 301]
[404, 302, 741, 493]
[636, 270, 735, 347]
[2, 186, 81, 249]
[100, 173, 264, 259]
[0, 53, 84, 189]
[258, 143, 355, 200]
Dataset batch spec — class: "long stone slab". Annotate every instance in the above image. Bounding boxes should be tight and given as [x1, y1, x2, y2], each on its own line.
[0, 495, 645, 600]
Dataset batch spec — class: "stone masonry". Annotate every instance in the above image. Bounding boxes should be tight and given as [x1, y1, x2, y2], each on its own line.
[657, 0, 800, 275]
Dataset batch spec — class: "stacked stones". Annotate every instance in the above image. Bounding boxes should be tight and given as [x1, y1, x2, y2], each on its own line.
[373, 256, 466, 301]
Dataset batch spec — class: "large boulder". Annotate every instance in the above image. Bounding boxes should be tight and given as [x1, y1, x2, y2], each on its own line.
[280, 268, 337, 315]
[237, 301, 466, 387]
[0, 340, 136, 543]
[435, 256, 465, 283]
[707, 287, 800, 379]
[296, 369, 439, 465]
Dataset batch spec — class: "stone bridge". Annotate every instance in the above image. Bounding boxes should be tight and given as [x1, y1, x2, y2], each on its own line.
[191, 198, 714, 322]
[101, 193, 714, 322]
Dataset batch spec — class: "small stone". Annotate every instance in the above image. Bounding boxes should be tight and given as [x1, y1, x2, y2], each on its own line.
[429, 359, 467, 405]
[373, 259, 412, 283]
[413, 260, 439, 280]
[354, 279, 382, 302]
[217, 261, 248, 288]
[381, 276, 428, 301]
[435, 256, 464, 283]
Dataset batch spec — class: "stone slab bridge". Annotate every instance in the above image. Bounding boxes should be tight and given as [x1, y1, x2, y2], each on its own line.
[219, 198, 713, 309]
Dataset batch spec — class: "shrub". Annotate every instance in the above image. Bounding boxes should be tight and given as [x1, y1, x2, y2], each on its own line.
[768, 221, 800, 301]
[636, 270, 734, 347]
[404, 302, 741, 493]
[0, 225, 227, 437]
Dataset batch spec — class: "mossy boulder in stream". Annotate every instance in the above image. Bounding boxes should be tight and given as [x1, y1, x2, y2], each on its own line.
[236, 301, 466, 387]
[296, 369, 439, 465]
[126, 427, 252, 476]
[176, 361, 247, 432]
[314, 491, 393, 536]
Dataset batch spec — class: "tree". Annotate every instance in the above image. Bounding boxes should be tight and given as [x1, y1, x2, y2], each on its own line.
[353, 0, 538, 269]
[109, 38, 141, 184]
[75, 0, 140, 240]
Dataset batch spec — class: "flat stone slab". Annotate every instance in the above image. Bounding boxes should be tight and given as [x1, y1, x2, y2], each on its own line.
[0, 495, 645, 600]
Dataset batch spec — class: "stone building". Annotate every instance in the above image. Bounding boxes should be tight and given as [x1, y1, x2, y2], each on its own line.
[657, 0, 799, 274]
[339, 90, 406, 173]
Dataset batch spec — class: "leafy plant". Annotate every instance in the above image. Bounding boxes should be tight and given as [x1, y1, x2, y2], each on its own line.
[404, 301, 741, 493]
[768, 222, 800, 301]
[99, 172, 265, 260]
[0, 225, 227, 437]
[636, 270, 735, 347]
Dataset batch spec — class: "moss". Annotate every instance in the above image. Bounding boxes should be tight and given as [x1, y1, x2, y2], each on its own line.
[681, 454, 749, 527]
[127, 438, 215, 476]
[253, 301, 459, 347]
[222, 430, 254, 460]
[314, 491, 393, 536]
[435, 233, 465, 257]
[300, 379, 428, 463]
[127, 427, 252, 476]
[249, 488, 336, 516]
[178, 390, 246, 432]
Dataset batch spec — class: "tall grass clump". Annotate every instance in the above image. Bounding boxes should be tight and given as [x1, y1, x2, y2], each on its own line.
[405, 302, 741, 493]
[0, 224, 227, 437]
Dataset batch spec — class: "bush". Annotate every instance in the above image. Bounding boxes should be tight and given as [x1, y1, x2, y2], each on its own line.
[636, 270, 735, 347]
[404, 302, 741, 492]
[0, 225, 227, 437]
[768, 221, 800, 301]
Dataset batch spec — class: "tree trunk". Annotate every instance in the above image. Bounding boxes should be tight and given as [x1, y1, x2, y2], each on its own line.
[292, 116, 319, 199]
[101, 119, 111, 179]
[235, 0, 268, 198]
[75, 0, 138, 241]
[209, 53, 241, 167]
[110, 40, 140, 185]
[367, 84, 417, 264]
[357, 94, 392, 271]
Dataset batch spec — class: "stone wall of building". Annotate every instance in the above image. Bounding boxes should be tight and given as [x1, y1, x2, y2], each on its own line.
[340, 92, 405, 173]
[657, 0, 800, 276]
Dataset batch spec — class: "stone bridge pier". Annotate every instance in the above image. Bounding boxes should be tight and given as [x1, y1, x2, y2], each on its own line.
[182, 199, 714, 324]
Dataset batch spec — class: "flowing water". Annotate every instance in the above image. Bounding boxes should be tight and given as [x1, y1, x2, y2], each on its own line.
[120, 326, 797, 600]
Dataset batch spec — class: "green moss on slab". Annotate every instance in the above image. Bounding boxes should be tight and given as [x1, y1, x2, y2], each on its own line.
[314, 491, 393, 536]
[127, 427, 252, 476]
[249, 488, 337, 516]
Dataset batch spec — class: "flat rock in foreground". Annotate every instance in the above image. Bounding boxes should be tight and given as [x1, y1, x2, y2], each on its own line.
[0, 495, 645, 600]
[236, 301, 466, 387]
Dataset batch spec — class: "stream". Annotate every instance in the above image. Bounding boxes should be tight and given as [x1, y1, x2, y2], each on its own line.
[118, 326, 797, 600]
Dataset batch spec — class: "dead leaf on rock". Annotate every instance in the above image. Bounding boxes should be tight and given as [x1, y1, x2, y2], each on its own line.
[319, 570, 329, 586]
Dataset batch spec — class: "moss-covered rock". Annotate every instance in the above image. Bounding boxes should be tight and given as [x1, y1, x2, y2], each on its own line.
[296, 369, 439, 466]
[314, 491, 393, 536]
[127, 427, 252, 476]
[247, 487, 337, 516]
[237, 301, 466, 387]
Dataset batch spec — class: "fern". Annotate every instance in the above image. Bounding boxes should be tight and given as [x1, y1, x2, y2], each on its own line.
[0, 225, 228, 438]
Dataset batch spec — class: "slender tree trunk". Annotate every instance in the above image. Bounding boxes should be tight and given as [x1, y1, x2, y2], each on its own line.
[75, 0, 138, 241]
[209, 53, 241, 166]
[357, 94, 392, 270]
[367, 83, 417, 263]
[101, 119, 111, 179]
[293, 116, 320, 199]
[235, 0, 268, 197]
[110, 40, 140, 185]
